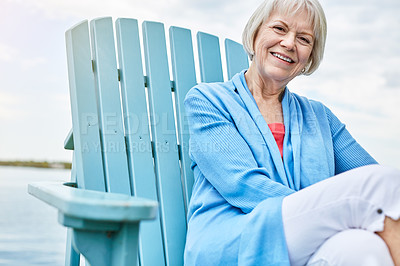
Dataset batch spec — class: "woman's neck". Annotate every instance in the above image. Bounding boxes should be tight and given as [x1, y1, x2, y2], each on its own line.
[244, 65, 286, 124]
[244, 65, 286, 104]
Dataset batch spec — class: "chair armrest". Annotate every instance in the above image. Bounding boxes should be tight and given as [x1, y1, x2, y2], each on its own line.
[64, 129, 74, 150]
[29, 182, 157, 264]
[28, 182, 158, 223]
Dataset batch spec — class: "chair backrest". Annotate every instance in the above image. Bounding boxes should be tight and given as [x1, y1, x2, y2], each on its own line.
[65, 17, 249, 266]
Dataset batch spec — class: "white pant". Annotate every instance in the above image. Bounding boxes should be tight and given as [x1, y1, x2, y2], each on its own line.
[282, 165, 400, 266]
[307, 229, 393, 266]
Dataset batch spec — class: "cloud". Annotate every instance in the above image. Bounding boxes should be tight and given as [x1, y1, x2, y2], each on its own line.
[0, 91, 24, 120]
[0, 43, 19, 62]
[5, 0, 261, 42]
[307, 0, 400, 126]
[21, 57, 46, 70]
[383, 69, 400, 89]
[0, 44, 47, 71]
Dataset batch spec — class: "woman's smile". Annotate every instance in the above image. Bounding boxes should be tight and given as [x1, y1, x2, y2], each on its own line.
[271, 52, 295, 64]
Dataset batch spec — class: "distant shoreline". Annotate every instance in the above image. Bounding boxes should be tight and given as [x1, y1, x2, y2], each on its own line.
[0, 160, 72, 169]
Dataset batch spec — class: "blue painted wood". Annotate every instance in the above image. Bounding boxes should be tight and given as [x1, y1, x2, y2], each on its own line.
[90, 17, 131, 195]
[29, 180, 157, 265]
[115, 18, 166, 266]
[64, 129, 74, 150]
[68, 153, 77, 185]
[225, 39, 249, 79]
[142, 21, 186, 266]
[110, 223, 140, 265]
[65, 154, 80, 266]
[28, 182, 158, 222]
[72, 223, 140, 266]
[72, 230, 117, 266]
[197, 32, 224, 83]
[65, 229, 80, 266]
[169, 26, 196, 208]
[28, 179, 158, 266]
[65, 20, 105, 192]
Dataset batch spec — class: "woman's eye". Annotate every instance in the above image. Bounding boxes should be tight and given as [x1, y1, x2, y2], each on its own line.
[299, 36, 311, 44]
[273, 26, 285, 32]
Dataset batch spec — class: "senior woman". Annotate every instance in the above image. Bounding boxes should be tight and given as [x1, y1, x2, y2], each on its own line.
[184, 0, 400, 265]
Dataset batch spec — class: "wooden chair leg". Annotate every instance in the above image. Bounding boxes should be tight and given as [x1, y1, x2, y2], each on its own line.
[111, 223, 140, 265]
[72, 223, 140, 266]
[65, 229, 80, 266]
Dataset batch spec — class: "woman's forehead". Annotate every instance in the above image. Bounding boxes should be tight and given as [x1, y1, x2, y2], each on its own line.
[268, 7, 315, 32]
[275, 4, 314, 21]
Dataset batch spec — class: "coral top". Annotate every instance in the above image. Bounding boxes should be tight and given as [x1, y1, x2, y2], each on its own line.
[268, 123, 285, 158]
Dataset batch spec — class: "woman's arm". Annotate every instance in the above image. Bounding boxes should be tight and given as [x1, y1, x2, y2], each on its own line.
[325, 106, 378, 175]
[185, 94, 294, 214]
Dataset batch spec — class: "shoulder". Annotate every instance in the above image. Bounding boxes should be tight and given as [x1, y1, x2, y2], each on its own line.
[289, 91, 342, 132]
[289, 91, 329, 115]
[185, 80, 237, 102]
[184, 79, 244, 116]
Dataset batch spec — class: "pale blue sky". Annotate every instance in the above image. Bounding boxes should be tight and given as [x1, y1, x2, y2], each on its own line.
[0, 0, 399, 167]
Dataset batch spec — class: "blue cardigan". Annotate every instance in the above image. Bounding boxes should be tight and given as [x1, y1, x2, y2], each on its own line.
[184, 70, 377, 265]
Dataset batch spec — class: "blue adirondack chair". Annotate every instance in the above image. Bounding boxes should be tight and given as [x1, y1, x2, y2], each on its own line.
[28, 17, 249, 266]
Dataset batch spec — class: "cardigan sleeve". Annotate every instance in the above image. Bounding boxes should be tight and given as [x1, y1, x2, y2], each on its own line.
[325, 106, 378, 174]
[185, 94, 294, 214]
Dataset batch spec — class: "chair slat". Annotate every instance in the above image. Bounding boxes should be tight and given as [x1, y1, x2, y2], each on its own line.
[115, 18, 165, 266]
[65, 20, 105, 191]
[65, 153, 81, 265]
[169, 26, 196, 209]
[90, 18, 131, 195]
[225, 39, 249, 79]
[197, 32, 223, 83]
[142, 21, 186, 266]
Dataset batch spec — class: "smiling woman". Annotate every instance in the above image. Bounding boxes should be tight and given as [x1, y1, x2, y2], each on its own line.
[244, 10, 315, 123]
[0, 0, 398, 263]
[183, 0, 400, 265]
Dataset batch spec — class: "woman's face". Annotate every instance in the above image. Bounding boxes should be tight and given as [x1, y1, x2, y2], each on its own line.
[252, 10, 314, 85]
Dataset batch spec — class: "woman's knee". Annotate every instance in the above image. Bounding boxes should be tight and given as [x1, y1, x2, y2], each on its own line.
[307, 229, 394, 266]
[362, 164, 400, 182]
[353, 165, 400, 206]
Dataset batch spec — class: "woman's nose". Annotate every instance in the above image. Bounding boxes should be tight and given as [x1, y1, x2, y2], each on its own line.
[280, 33, 296, 50]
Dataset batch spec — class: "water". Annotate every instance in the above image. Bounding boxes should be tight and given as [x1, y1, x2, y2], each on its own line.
[0, 166, 70, 265]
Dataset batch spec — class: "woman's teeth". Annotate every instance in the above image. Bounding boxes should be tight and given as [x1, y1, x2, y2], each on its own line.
[272, 53, 293, 63]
